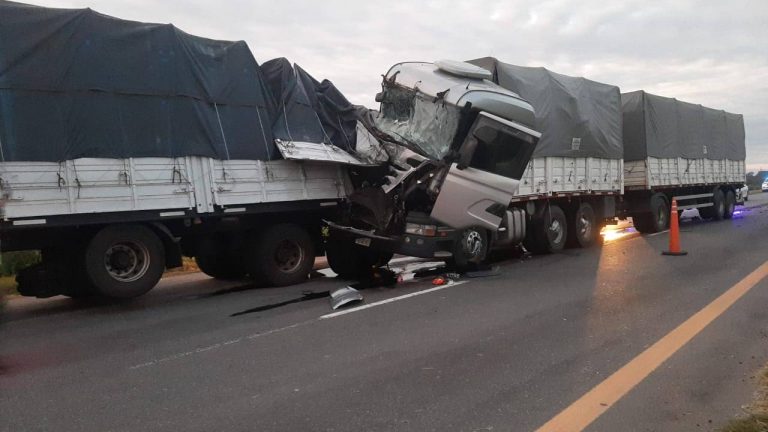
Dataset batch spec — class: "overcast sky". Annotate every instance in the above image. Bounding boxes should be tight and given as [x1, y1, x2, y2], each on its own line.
[31, 0, 768, 170]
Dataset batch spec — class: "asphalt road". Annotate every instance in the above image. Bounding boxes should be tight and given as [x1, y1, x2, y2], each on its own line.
[2, 192, 768, 432]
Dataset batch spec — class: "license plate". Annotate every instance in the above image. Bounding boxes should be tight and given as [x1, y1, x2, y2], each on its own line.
[355, 237, 372, 247]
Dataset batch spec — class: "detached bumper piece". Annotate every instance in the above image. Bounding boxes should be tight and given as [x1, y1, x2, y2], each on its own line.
[330, 286, 364, 310]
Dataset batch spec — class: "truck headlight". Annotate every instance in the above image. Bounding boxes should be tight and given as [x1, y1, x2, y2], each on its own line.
[405, 223, 437, 237]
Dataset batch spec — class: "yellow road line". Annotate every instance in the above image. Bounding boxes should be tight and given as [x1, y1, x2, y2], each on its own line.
[536, 260, 768, 432]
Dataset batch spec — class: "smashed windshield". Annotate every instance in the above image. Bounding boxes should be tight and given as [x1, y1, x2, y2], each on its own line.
[375, 86, 461, 160]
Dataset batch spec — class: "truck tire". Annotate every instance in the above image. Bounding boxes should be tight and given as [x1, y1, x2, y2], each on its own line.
[701, 189, 725, 220]
[44, 247, 95, 298]
[524, 204, 567, 254]
[325, 236, 393, 279]
[195, 237, 246, 280]
[245, 224, 315, 287]
[724, 190, 736, 219]
[567, 203, 597, 248]
[85, 224, 165, 299]
[448, 227, 489, 270]
[632, 194, 668, 234]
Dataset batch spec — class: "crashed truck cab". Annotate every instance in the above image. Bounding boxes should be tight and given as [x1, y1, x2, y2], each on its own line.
[327, 60, 540, 271]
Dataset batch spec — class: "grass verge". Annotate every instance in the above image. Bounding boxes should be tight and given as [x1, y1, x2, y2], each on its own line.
[720, 364, 768, 432]
[0, 275, 17, 297]
[162, 256, 200, 278]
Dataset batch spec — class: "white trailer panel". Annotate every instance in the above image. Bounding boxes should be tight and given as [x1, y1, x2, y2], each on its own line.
[516, 157, 623, 197]
[1, 157, 351, 220]
[623, 158, 745, 189]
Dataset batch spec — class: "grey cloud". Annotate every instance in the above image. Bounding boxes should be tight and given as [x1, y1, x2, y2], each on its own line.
[31, 0, 768, 167]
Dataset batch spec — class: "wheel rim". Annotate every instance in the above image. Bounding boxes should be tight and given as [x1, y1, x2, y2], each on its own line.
[657, 206, 667, 228]
[578, 213, 592, 240]
[549, 219, 564, 244]
[104, 241, 150, 282]
[463, 230, 484, 258]
[274, 240, 303, 273]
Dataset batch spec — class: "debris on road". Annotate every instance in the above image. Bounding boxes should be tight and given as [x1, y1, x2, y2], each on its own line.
[330, 287, 364, 310]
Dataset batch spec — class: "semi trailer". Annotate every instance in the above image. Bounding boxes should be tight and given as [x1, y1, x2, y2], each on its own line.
[0, 3, 541, 298]
[0, 3, 747, 300]
[328, 58, 747, 269]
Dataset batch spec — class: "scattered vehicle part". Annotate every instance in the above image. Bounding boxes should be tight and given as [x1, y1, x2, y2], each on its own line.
[330, 287, 364, 310]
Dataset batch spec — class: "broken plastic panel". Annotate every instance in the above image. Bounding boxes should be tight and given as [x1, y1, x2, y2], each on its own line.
[275, 139, 380, 166]
[330, 286, 364, 310]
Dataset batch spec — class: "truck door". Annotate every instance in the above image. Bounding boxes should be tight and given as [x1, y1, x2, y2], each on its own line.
[429, 111, 539, 230]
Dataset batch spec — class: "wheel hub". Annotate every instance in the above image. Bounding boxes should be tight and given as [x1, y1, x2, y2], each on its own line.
[578, 214, 592, 238]
[104, 241, 150, 282]
[549, 219, 564, 244]
[463, 230, 483, 257]
[274, 240, 303, 273]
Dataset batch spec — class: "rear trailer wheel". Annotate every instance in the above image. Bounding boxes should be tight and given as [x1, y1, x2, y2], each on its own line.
[325, 235, 393, 279]
[194, 237, 246, 280]
[724, 190, 736, 219]
[524, 204, 568, 254]
[567, 203, 597, 248]
[85, 225, 165, 299]
[632, 194, 668, 234]
[448, 227, 488, 270]
[246, 224, 315, 287]
[707, 189, 726, 220]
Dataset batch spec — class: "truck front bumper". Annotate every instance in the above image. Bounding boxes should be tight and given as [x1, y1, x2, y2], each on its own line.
[325, 221, 456, 260]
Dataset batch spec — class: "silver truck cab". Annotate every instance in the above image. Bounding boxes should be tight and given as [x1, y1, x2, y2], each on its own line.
[376, 60, 540, 231]
[326, 60, 541, 272]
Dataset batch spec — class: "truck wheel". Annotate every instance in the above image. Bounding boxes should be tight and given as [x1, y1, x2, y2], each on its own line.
[449, 227, 488, 270]
[633, 194, 668, 233]
[44, 247, 95, 298]
[704, 189, 726, 220]
[246, 224, 315, 287]
[567, 203, 597, 248]
[195, 237, 246, 280]
[325, 236, 393, 279]
[724, 190, 736, 219]
[524, 204, 567, 254]
[85, 225, 165, 299]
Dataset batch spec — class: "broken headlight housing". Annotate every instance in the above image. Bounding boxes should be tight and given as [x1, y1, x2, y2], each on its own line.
[404, 223, 438, 237]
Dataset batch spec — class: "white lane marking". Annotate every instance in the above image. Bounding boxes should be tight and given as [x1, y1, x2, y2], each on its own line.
[129, 280, 470, 370]
[129, 321, 313, 370]
[320, 280, 469, 320]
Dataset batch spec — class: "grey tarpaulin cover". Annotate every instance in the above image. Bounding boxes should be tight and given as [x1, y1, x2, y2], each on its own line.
[261, 58, 358, 153]
[0, 1, 360, 162]
[621, 90, 746, 161]
[470, 57, 623, 160]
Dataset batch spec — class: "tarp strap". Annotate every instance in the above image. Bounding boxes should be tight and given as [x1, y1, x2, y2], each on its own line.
[314, 111, 332, 144]
[72, 160, 82, 199]
[213, 103, 231, 160]
[0, 131, 5, 162]
[282, 104, 295, 142]
[255, 107, 271, 160]
[338, 116, 352, 149]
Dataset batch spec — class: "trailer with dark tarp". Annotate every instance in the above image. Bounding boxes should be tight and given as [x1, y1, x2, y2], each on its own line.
[470, 57, 623, 252]
[0, 1, 366, 298]
[0, 2, 542, 298]
[620, 90, 746, 232]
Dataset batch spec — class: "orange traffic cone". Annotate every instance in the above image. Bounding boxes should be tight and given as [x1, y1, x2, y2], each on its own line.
[662, 198, 687, 256]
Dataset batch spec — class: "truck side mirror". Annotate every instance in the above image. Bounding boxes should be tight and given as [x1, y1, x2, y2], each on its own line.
[375, 92, 384, 102]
